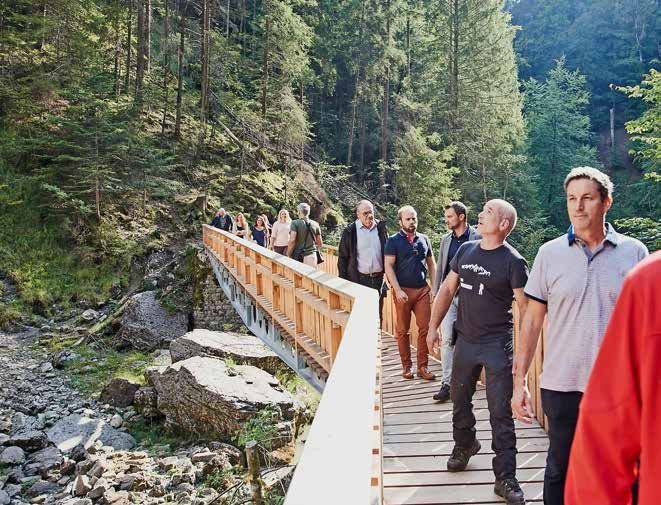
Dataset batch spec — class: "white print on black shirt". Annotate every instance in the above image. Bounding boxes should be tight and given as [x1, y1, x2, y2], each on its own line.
[479, 283, 484, 295]
[461, 263, 492, 276]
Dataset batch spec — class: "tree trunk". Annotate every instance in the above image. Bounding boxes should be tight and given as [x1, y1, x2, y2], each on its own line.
[200, 0, 210, 122]
[380, 0, 391, 161]
[114, 2, 122, 99]
[125, 0, 132, 93]
[226, 0, 231, 39]
[174, 0, 185, 138]
[161, 0, 170, 138]
[359, 103, 366, 175]
[346, 0, 366, 167]
[135, 0, 145, 97]
[261, 6, 270, 122]
[146, 0, 152, 72]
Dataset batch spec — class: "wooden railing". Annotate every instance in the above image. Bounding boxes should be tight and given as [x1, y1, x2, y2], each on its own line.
[203, 226, 381, 504]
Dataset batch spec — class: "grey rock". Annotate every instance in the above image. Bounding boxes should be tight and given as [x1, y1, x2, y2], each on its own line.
[39, 363, 53, 373]
[7, 430, 47, 452]
[109, 415, 122, 429]
[208, 442, 243, 466]
[80, 310, 99, 322]
[132, 388, 159, 419]
[191, 488, 218, 505]
[157, 457, 179, 471]
[87, 478, 109, 499]
[51, 351, 79, 369]
[169, 329, 282, 375]
[27, 480, 58, 497]
[73, 475, 91, 497]
[24, 447, 62, 477]
[149, 357, 302, 447]
[46, 415, 135, 453]
[87, 459, 107, 478]
[99, 489, 129, 505]
[69, 445, 87, 463]
[99, 379, 140, 408]
[3, 484, 20, 498]
[0, 434, 9, 446]
[190, 451, 215, 464]
[116, 291, 187, 351]
[0, 447, 25, 465]
[0, 491, 8, 505]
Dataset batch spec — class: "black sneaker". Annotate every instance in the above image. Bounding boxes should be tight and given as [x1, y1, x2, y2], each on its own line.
[446, 439, 481, 472]
[494, 478, 526, 504]
[432, 383, 450, 402]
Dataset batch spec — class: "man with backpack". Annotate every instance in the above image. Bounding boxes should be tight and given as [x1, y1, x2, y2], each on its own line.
[288, 202, 323, 266]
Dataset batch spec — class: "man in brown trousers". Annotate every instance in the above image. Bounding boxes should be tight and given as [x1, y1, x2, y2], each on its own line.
[384, 205, 436, 380]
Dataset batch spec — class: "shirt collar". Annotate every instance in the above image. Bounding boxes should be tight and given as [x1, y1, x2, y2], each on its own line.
[356, 219, 378, 231]
[399, 230, 418, 240]
[567, 222, 618, 246]
[453, 226, 470, 240]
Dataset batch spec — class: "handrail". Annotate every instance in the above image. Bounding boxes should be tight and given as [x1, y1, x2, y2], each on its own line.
[202, 226, 380, 504]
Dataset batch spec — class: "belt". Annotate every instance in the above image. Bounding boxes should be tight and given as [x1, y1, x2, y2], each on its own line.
[358, 271, 384, 278]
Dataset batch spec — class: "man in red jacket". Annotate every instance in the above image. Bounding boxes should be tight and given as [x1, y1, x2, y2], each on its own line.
[565, 251, 661, 505]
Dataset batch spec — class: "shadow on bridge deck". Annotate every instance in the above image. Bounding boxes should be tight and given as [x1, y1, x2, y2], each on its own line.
[379, 331, 547, 505]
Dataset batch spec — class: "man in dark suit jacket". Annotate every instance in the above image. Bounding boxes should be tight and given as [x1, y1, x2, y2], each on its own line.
[431, 202, 481, 402]
[211, 208, 233, 232]
[338, 200, 389, 320]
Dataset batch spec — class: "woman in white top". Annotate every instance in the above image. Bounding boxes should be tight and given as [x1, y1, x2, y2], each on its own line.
[270, 209, 291, 254]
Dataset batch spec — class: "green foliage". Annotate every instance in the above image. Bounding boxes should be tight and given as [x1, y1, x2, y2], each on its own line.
[126, 418, 188, 452]
[523, 59, 599, 228]
[53, 343, 153, 394]
[391, 127, 458, 228]
[617, 70, 661, 165]
[613, 217, 661, 253]
[233, 408, 280, 450]
[204, 466, 242, 492]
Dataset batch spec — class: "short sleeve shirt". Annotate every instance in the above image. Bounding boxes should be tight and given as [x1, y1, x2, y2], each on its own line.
[525, 224, 649, 392]
[451, 241, 529, 342]
[384, 231, 433, 289]
[291, 219, 321, 256]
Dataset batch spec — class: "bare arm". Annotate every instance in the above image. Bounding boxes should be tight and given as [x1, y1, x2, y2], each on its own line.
[384, 255, 407, 303]
[287, 231, 297, 257]
[511, 298, 547, 423]
[426, 271, 460, 354]
[315, 232, 323, 248]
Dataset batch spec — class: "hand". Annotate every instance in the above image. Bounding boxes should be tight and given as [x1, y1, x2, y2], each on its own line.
[426, 327, 440, 356]
[511, 382, 535, 424]
[395, 288, 408, 303]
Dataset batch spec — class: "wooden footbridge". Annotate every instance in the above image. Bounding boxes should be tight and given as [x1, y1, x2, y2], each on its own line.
[203, 226, 549, 505]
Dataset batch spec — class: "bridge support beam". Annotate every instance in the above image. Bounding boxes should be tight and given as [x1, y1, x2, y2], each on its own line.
[208, 253, 327, 392]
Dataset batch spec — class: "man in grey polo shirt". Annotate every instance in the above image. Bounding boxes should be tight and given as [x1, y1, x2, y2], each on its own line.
[511, 166, 648, 505]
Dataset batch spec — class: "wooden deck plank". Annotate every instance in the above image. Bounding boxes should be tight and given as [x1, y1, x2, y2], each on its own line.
[383, 438, 549, 457]
[383, 428, 548, 444]
[383, 467, 545, 487]
[383, 482, 544, 504]
[383, 452, 548, 473]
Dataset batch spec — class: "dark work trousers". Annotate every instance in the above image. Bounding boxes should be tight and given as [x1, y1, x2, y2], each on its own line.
[540, 389, 582, 505]
[451, 336, 516, 480]
[357, 273, 385, 326]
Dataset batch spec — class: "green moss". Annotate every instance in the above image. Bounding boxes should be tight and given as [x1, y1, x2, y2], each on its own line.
[126, 418, 192, 453]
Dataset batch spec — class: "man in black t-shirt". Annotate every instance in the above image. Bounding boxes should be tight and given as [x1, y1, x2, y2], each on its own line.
[426, 199, 529, 505]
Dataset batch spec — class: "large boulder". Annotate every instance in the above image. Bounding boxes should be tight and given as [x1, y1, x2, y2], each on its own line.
[148, 356, 302, 445]
[117, 291, 188, 351]
[99, 378, 141, 408]
[170, 329, 283, 375]
[46, 414, 136, 453]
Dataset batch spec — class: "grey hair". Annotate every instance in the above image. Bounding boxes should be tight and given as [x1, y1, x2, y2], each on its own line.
[564, 166, 614, 201]
[297, 202, 311, 217]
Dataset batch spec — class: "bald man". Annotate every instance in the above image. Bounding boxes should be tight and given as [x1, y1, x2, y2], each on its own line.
[426, 199, 529, 505]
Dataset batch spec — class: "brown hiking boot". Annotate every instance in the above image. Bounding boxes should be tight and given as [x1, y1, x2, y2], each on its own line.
[402, 368, 414, 379]
[417, 367, 436, 380]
